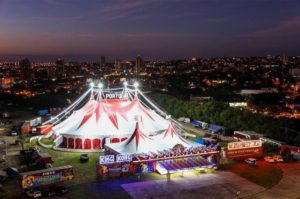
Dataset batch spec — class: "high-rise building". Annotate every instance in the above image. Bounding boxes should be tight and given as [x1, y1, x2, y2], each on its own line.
[135, 55, 142, 74]
[48, 67, 56, 79]
[100, 56, 106, 68]
[282, 54, 288, 65]
[115, 59, 122, 72]
[19, 58, 33, 81]
[56, 58, 65, 78]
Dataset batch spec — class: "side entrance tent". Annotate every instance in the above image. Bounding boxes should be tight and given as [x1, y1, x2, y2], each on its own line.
[105, 121, 201, 155]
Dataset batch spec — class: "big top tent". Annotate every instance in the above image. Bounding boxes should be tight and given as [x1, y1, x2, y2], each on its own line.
[45, 85, 170, 151]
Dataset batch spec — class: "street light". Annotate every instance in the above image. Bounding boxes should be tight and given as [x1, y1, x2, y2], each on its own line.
[134, 82, 139, 88]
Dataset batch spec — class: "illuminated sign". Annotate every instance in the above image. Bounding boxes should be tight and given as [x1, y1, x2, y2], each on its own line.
[226, 147, 263, 159]
[229, 102, 247, 107]
[99, 155, 114, 164]
[104, 92, 128, 99]
[116, 154, 132, 163]
[99, 154, 132, 164]
[228, 140, 262, 150]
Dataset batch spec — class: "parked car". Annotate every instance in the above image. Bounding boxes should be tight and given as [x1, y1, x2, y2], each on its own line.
[25, 190, 42, 198]
[273, 155, 284, 162]
[4, 167, 19, 176]
[245, 158, 257, 166]
[8, 130, 18, 136]
[41, 188, 55, 197]
[264, 156, 275, 163]
[55, 186, 68, 194]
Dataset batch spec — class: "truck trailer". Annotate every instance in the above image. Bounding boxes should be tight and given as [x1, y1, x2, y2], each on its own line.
[19, 165, 74, 191]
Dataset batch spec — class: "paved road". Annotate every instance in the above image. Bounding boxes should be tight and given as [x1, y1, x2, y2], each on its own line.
[122, 171, 265, 199]
[247, 162, 300, 199]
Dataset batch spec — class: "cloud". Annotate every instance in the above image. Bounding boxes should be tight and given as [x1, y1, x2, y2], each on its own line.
[101, 1, 149, 13]
[242, 16, 300, 38]
[96, 0, 158, 21]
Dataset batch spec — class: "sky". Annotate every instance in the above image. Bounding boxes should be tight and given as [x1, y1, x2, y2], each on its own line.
[0, 0, 300, 61]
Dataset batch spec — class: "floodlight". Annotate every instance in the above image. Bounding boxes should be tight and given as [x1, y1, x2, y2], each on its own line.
[90, 82, 95, 88]
[98, 83, 103, 88]
[134, 82, 139, 88]
[123, 81, 128, 87]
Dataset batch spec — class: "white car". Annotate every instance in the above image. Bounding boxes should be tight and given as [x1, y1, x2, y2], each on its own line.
[264, 156, 275, 163]
[273, 155, 284, 162]
[245, 158, 257, 166]
[26, 190, 42, 198]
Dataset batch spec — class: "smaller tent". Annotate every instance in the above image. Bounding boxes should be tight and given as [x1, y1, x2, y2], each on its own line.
[106, 122, 201, 155]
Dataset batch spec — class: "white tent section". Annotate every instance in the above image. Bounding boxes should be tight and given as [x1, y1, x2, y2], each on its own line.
[52, 98, 98, 136]
[106, 122, 201, 155]
[108, 122, 159, 154]
[154, 123, 198, 150]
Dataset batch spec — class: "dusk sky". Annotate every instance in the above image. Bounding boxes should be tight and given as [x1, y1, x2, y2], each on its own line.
[0, 0, 300, 61]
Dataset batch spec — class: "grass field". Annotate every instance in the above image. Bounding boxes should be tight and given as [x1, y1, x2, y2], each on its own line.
[42, 147, 102, 185]
[22, 137, 102, 185]
[219, 159, 283, 188]
[40, 137, 54, 145]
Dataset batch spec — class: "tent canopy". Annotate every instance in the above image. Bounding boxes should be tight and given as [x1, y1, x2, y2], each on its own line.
[53, 91, 169, 138]
[106, 122, 201, 155]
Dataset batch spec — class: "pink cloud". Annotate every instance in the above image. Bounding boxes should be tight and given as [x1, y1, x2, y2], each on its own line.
[242, 16, 300, 38]
[101, 0, 151, 13]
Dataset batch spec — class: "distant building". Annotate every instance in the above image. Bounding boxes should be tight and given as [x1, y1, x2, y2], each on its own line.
[56, 58, 65, 78]
[115, 59, 121, 72]
[289, 68, 300, 77]
[20, 58, 33, 81]
[281, 54, 288, 65]
[239, 88, 278, 95]
[100, 56, 106, 68]
[135, 56, 142, 74]
[0, 77, 15, 88]
[48, 67, 56, 79]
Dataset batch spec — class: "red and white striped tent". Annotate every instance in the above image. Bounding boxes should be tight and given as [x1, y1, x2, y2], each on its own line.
[52, 91, 169, 150]
[105, 121, 199, 154]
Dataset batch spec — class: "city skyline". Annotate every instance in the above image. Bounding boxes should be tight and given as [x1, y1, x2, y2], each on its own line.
[0, 0, 300, 61]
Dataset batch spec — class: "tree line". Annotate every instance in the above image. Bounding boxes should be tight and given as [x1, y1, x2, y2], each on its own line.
[149, 93, 300, 146]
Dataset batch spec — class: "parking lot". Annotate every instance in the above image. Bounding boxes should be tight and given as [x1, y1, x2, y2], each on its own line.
[121, 171, 265, 199]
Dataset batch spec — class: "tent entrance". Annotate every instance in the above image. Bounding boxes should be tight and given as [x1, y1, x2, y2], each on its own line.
[157, 156, 214, 174]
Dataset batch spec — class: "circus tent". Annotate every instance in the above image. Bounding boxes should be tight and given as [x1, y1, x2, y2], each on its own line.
[51, 89, 169, 150]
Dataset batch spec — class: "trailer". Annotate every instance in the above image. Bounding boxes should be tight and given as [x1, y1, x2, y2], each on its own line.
[36, 124, 53, 135]
[191, 119, 208, 129]
[26, 117, 42, 127]
[37, 109, 49, 116]
[19, 165, 74, 191]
